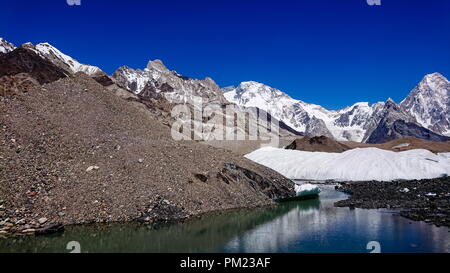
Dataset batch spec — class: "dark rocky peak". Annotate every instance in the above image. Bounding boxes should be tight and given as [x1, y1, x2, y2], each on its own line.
[0, 47, 68, 85]
[384, 97, 397, 108]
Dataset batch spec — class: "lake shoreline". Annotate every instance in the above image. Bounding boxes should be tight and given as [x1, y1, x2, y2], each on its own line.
[0, 199, 282, 238]
[3, 184, 450, 253]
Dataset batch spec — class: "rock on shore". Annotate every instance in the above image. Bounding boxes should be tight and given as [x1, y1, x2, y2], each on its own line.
[334, 177, 450, 227]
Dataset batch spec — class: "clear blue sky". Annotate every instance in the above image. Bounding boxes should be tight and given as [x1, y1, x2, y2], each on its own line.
[1, 0, 449, 109]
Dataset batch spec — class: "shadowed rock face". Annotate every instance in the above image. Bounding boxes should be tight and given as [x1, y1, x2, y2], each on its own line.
[304, 116, 333, 138]
[91, 74, 114, 86]
[365, 120, 450, 144]
[364, 99, 450, 144]
[0, 47, 67, 84]
[361, 98, 446, 143]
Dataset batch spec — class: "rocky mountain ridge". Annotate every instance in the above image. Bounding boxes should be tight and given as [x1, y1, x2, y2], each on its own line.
[1, 37, 448, 144]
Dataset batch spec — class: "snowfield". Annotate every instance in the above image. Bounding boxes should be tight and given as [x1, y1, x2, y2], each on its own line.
[245, 147, 450, 181]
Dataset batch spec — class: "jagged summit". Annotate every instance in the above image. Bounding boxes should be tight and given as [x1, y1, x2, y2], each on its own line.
[400, 72, 450, 136]
[112, 58, 226, 104]
[409, 73, 449, 99]
[386, 97, 395, 104]
[147, 59, 168, 72]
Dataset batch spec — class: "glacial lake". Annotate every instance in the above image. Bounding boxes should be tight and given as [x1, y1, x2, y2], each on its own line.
[1, 185, 450, 253]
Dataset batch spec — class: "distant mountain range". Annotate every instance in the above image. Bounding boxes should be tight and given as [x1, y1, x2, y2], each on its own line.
[224, 73, 450, 143]
[1, 37, 449, 144]
[224, 76, 450, 143]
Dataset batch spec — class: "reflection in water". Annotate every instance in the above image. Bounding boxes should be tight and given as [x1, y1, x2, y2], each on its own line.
[1, 185, 449, 253]
[223, 199, 321, 253]
[222, 186, 450, 253]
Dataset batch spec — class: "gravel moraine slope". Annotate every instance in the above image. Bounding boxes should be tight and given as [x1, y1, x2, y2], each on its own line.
[0, 73, 295, 236]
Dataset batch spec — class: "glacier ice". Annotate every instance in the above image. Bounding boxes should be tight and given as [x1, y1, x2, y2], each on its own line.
[295, 183, 321, 197]
[245, 147, 450, 181]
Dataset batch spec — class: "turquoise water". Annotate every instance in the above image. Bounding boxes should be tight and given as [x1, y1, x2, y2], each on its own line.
[1, 185, 449, 253]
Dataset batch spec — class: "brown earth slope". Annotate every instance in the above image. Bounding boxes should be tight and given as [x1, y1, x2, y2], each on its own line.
[285, 136, 351, 152]
[284, 136, 450, 154]
[342, 137, 450, 153]
[0, 73, 294, 235]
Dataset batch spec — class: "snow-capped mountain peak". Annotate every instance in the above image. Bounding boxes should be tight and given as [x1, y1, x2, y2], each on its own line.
[352, 102, 369, 107]
[224, 81, 293, 111]
[0, 38, 16, 54]
[400, 72, 450, 136]
[238, 81, 291, 99]
[112, 59, 227, 104]
[21, 42, 102, 76]
[418, 72, 449, 98]
[37, 42, 102, 76]
[423, 72, 447, 88]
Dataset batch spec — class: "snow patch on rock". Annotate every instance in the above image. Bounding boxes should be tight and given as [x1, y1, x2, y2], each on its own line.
[392, 143, 410, 149]
[0, 37, 16, 54]
[31, 43, 102, 76]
